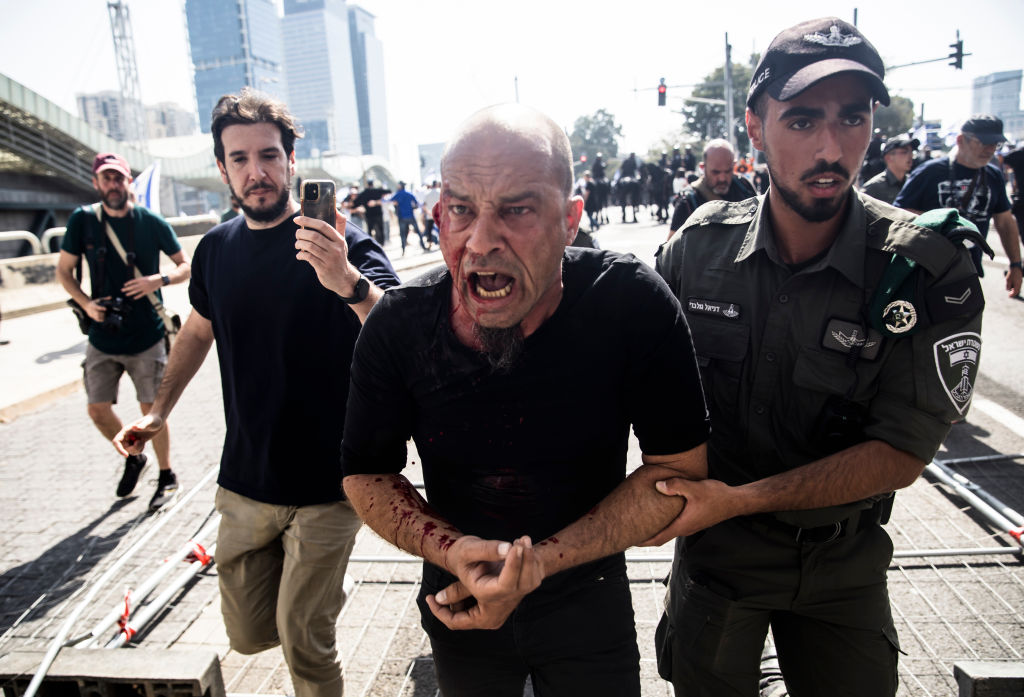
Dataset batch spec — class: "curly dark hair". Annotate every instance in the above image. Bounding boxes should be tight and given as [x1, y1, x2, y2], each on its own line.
[211, 88, 303, 164]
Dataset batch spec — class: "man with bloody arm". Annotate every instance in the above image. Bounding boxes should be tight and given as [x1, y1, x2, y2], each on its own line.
[341, 103, 709, 697]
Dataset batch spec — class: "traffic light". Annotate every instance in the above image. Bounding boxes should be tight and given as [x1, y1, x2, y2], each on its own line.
[657, 78, 667, 107]
[579, 154, 587, 163]
[949, 32, 964, 70]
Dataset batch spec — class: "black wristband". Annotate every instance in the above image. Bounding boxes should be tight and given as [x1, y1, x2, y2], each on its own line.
[161, 274, 171, 286]
[1010, 261, 1023, 271]
[340, 275, 370, 304]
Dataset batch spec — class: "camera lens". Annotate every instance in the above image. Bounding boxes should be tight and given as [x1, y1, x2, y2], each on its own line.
[305, 183, 318, 201]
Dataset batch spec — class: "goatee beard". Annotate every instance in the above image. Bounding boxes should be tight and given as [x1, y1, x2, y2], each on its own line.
[231, 181, 291, 224]
[473, 323, 524, 373]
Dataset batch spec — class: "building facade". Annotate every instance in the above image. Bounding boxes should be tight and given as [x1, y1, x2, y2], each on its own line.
[77, 91, 140, 143]
[348, 5, 389, 157]
[972, 70, 1024, 143]
[185, 0, 287, 133]
[281, 0, 362, 158]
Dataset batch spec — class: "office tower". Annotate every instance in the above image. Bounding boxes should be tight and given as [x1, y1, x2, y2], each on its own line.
[185, 0, 286, 133]
[348, 5, 389, 157]
[77, 91, 141, 143]
[972, 70, 1024, 141]
[281, 0, 362, 158]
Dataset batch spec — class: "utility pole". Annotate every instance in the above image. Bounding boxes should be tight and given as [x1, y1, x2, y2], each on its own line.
[724, 33, 735, 151]
[107, 0, 147, 153]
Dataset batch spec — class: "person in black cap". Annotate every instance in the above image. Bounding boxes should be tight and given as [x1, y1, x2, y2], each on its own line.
[653, 17, 986, 697]
[861, 135, 919, 204]
[894, 115, 1022, 297]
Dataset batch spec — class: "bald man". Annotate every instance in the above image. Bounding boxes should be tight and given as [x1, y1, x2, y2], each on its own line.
[664, 138, 757, 241]
[341, 104, 709, 696]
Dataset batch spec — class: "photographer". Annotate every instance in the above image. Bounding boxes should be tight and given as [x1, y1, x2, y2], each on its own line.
[57, 152, 190, 511]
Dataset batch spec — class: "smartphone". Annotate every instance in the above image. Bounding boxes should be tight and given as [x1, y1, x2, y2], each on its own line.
[301, 179, 336, 229]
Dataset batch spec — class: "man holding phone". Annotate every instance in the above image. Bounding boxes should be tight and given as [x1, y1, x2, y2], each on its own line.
[115, 89, 399, 697]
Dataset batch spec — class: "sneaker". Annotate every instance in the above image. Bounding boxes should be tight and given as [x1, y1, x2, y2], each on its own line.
[116, 453, 148, 497]
[149, 469, 178, 511]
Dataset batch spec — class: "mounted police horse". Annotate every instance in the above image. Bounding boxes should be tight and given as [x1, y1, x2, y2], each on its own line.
[613, 175, 641, 223]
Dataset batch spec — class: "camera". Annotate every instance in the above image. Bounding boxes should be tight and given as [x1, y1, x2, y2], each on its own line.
[98, 295, 132, 332]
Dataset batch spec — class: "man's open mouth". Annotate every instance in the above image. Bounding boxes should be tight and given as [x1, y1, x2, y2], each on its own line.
[471, 271, 514, 299]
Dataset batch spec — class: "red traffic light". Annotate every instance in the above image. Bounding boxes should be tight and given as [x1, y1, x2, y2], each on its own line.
[657, 80, 667, 107]
[580, 154, 587, 163]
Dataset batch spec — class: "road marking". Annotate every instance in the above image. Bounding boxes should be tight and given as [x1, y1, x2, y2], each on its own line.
[972, 396, 1024, 436]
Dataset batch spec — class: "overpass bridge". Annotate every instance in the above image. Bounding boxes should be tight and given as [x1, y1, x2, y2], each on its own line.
[0, 73, 396, 256]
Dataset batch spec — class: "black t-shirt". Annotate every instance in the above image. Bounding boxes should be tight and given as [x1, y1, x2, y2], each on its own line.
[894, 156, 1010, 236]
[342, 248, 709, 589]
[1004, 148, 1024, 196]
[353, 187, 391, 223]
[189, 213, 399, 505]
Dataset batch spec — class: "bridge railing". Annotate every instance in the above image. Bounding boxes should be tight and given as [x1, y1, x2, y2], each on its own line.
[0, 231, 42, 256]
[2, 214, 220, 258]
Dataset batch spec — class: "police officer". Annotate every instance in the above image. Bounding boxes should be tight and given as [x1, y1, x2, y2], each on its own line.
[860, 134, 918, 204]
[653, 17, 984, 697]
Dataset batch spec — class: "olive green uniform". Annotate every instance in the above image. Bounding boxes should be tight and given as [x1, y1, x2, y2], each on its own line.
[861, 168, 905, 205]
[654, 191, 983, 696]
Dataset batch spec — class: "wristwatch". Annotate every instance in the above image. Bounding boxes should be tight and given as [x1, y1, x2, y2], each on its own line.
[161, 274, 171, 286]
[340, 275, 370, 304]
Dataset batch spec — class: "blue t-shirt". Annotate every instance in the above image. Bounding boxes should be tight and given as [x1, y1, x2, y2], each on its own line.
[388, 189, 420, 219]
[62, 204, 181, 355]
[189, 212, 399, 505]
[894, 156, 1010, 237]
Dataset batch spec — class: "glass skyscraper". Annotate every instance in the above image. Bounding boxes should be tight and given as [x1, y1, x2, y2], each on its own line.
[348, 5, 389, 157]
[281, 0, 361, 158]
[185, 0, 286, 133]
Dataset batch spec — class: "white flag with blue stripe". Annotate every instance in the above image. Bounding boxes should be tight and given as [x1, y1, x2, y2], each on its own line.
[131, 161, 161, 215]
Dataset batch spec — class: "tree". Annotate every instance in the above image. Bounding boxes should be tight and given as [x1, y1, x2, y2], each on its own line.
[873, 95, 915, 138]
[682, 60, 756, 155]
[569, 109, 623, 164]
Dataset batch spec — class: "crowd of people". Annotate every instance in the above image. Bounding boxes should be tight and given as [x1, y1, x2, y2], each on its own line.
[51, 13, 1024, 697]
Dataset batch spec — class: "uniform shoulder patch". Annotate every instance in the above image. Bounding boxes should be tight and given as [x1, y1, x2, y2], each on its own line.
[934, 332, 981, 415]
[926, 275, 984, 324]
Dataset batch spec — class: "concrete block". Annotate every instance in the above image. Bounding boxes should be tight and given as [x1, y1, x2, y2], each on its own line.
[0, 648, 224, 697]
[955, 660, 1024, 696]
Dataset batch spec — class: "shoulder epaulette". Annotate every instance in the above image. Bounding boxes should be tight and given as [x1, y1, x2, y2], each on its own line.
[682, 197, 759, 231]
[862, 197, 963, 278]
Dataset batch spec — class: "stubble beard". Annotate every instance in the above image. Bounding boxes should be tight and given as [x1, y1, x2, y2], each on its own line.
[102, 188, 128, 211]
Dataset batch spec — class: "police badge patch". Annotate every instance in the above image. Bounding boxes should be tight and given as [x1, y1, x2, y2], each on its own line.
[933, 332, 981, 415]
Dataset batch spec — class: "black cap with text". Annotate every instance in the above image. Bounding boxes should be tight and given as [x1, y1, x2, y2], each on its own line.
[747, 17, 890, 108]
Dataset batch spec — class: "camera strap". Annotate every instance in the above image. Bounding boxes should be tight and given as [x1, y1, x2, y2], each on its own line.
[95, 204, 178, 333]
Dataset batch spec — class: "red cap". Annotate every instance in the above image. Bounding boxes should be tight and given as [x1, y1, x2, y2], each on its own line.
[92, 152, 131, 178]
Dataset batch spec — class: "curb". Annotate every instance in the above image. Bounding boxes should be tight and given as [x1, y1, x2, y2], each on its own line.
[0, 378, 82, 423]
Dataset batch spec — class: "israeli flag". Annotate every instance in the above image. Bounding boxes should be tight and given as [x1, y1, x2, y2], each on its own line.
[131, 160, 161, 215]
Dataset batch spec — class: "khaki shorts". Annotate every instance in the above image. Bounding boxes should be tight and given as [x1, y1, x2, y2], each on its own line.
[83, 339, 167, 404]
[214, 487, 362, 697]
